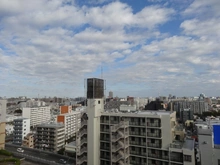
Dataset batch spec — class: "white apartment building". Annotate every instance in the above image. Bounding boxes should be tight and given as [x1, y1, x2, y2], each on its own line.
[22, 106, 51, 127]
[13, 118, 30, 146]
[57, 111, 81, 140]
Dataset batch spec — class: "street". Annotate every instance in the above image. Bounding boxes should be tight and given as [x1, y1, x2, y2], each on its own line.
[5, 144, 75, 165]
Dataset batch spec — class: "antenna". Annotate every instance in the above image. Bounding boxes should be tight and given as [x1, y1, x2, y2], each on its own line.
[101, 66, 103, 79]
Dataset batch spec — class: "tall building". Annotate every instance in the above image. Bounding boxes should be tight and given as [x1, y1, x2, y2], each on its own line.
[57, 108, 81, 140]
[35, 123, 65, 152]
[74, 78, 195, 165]
[13, 118, 30, 146]
[0, 100, 6, 149]
[109, 91, 113, 98]
[22, 106, 51, 127]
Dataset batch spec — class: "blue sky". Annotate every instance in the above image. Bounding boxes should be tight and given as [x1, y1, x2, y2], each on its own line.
[0, 0, 220, 98]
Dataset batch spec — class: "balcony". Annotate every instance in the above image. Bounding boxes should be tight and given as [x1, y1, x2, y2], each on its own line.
[148, 153, 162, 159]
[147, 143, 161, 148]
[147, 133, 161, 138]
[147, 123, 161, 128]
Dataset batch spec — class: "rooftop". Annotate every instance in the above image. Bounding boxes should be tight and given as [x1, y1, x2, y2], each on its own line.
[37, 122, 64, 128]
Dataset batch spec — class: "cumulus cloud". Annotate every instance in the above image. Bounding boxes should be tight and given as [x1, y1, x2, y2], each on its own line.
[0, 0, 219, 97]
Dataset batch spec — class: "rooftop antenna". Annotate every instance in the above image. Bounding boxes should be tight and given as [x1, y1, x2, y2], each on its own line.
[101, 66, 103, 79]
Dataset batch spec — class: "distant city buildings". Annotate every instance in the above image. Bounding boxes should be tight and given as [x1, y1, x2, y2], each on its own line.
[109, 91, 113, 98]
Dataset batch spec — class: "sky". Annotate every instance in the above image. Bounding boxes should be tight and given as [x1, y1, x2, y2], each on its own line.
[0, 0, 220, 98]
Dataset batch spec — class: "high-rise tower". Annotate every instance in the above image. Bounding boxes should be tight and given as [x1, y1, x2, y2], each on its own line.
[87, 78, 104, 165]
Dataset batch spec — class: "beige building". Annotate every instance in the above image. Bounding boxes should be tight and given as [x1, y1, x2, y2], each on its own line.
[74, 78, 195, 165]
[0, 100, 6, 149]
[35, 123, 65, 152]
[23, 133, 34, 148]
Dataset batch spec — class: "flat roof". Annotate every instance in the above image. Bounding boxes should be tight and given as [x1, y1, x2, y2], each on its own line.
[37, 123, 64, 128]
[102, 110, 173, 117]
[183, 139, 195, 150]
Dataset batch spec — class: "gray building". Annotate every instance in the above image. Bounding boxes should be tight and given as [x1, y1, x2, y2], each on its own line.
[171, 101, 208, 114]
[13, 118, 30, 146]
[178, 109, 194, 123]
[73, 78, 195, 165]
[196, 123, 220, 165]
[35, 123, 65, 152]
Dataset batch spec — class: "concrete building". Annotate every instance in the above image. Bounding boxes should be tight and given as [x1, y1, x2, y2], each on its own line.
[196, 123, 220, 165]
[22, 133, 34, 148]
[57, 110, 81, 140]
[35, 123, 65, 152]
[22, 106, 51, 127]
[171, 100, 208, 114]
[13, 118, 30, 146]
[109, 91, 113, 98]
[74, 78, 195, 165]
[177, 109, 194, 123]
[0, 100, 6, 149]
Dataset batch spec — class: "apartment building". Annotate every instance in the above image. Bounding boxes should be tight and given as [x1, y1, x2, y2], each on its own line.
[22, 133, 34, 148]
[35, 123, 65, 152]
[57, 109, 81, 140]
[13, 118, 30, 146]
[22, 106, 51, 127]
[0, 100, 6, 149]
[196, 123, 220, 165]
[74, 78, 195, 165]
[170, 100, 208, 114]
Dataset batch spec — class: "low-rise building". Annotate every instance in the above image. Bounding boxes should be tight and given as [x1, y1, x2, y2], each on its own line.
[35, 123, 65, 152]
[22, 133, 34, 148]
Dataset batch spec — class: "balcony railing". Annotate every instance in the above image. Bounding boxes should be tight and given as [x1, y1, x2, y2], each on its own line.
[147, 143, 161, 148]
[148, 153, 162, 159]
[147, 123, 161, 127]
[147, 133, 161, 138]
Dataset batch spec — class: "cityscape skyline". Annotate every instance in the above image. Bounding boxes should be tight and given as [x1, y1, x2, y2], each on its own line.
[0, 0, 220, 98]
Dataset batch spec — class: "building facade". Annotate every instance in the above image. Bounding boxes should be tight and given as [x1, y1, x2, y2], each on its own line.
[171, 101, 208, 114]
[196, 123, 220, 165]
[0, 100, 6, 149]
[22, 106, 51, 127]
[57, 110, 81, 140]
[13, 118, 30, 146]
[74, 78, 195, 165]
[22, 133, 34, 148]
[35, 123, 65, 152]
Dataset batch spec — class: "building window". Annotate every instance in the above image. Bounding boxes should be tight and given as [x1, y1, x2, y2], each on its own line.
[218, 159, 220, 165]
[184, 155, 192, 162]
[98, 100, 100, 104]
